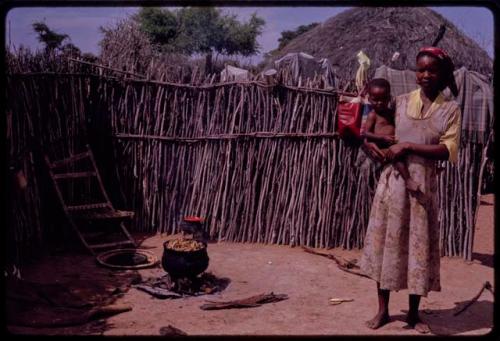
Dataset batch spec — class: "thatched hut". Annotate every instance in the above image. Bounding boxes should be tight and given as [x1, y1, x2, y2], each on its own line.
[272, 7, 493, 81]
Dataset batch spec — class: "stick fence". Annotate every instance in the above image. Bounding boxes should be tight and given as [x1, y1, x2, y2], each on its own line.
[6, 67, 485, 262]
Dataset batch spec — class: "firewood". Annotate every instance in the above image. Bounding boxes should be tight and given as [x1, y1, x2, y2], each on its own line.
[200, 292, 288, 310]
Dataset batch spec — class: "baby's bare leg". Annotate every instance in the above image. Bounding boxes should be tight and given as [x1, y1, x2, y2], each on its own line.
[394, 161, 413, 183]
[394, 160, 427, 205]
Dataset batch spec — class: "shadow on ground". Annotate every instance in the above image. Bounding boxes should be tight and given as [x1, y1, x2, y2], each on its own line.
[472, 252, 494, 268]
[6, 232, 157, 335]
[392, 300, 493, 335]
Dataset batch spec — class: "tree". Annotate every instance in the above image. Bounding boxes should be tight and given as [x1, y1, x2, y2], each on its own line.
[277, 22, 319, 49]
[136, 7, 178, 48]
[135, 7, 265, 74]
[32, 21, 69, 52]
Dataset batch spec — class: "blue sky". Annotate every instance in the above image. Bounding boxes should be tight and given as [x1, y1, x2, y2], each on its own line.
[5, 6, 494, 63]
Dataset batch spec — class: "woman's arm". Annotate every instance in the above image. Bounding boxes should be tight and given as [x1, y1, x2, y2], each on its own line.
[364, 131, 395, 144]
[385, 142, 449, 161]
[386, 103, 461, 163]
[363, 141, 386, 161]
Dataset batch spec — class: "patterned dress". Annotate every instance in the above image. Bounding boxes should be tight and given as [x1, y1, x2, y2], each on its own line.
[359, 90, 461, 297]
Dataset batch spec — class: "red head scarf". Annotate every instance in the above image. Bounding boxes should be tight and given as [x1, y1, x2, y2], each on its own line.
[416, 47, 458, 97]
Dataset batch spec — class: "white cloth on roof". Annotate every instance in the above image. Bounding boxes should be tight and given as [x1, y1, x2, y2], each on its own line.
[274, 52, 336, 87]
[220, 65, 250, 82]
[355, 51, 371, 93]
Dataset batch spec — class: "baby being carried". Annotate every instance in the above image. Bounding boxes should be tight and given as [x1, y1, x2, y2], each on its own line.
[359, 78, 427, 205]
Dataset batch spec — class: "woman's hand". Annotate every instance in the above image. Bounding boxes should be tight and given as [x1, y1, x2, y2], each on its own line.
[364, 141, 386, 162]
[385, 142, 410, 161]
[382, 135, 397, 145]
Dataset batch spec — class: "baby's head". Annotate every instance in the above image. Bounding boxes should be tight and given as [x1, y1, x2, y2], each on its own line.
[368, 78, 392, 115]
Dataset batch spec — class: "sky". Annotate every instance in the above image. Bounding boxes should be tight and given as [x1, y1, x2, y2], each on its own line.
[5, 6, 494, 64]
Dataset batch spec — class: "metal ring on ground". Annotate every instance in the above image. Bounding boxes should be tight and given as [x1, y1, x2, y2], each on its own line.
[96, 249, 159, 270]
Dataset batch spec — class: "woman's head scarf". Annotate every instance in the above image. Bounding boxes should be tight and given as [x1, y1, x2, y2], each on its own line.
[416, 47, 458, 97]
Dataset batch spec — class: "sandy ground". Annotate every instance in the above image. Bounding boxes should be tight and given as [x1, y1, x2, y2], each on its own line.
[7, 194, 494, 336]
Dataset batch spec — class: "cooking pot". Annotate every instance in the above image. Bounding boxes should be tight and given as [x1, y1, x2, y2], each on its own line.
[162, 241, 209, 279]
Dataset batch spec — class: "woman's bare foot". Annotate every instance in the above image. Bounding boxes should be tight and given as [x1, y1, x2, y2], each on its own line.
[366, 311, 390, 329]
[406, 313, 430, 334]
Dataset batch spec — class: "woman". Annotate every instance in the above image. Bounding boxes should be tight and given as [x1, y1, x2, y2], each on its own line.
[359, 47, 461, 334]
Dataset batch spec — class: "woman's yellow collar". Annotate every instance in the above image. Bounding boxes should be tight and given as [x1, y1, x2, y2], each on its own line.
[407, 89, 445, 119]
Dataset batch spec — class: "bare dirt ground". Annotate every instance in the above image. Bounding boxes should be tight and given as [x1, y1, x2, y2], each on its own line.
[7, 194, 494, 336]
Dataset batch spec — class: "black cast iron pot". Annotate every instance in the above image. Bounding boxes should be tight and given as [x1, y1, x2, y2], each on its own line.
[162, 241, 209, 279]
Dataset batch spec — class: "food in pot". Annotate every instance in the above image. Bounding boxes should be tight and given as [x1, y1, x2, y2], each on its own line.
[166, 238, 205, 252]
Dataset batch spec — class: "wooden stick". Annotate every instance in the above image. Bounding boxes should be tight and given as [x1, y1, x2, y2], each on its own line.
[453, 281, 494, 316]
[68, 57, 147, 79]
[114, 132, 340, 142]
[301, 246, 371, 279]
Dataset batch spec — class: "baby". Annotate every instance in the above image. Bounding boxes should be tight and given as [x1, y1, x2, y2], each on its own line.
[360, 78, 426, 203]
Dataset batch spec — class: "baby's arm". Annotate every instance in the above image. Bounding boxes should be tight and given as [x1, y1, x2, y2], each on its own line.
[361, 111, 382, 142]
[361, 112, 386, 161]
[361, 111, 376, 141]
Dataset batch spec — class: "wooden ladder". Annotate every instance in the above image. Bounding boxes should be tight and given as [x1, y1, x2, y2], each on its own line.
[44, 145, 136, 255]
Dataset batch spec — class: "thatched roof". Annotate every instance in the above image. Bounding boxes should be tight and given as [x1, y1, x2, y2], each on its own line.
[272, 7, 493, 81]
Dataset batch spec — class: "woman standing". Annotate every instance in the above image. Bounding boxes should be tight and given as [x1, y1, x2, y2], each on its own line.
[359, 47, 461, 334]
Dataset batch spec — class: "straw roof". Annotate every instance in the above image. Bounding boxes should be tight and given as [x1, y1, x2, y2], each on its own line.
[272, 7, 493, 81]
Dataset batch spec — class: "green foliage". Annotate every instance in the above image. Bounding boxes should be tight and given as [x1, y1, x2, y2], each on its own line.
[173, 7, 221, 54]
[136, 7, 178, 48]
[224, 13, 265, 56]
[136, 7, 265, 57]
[32, 21, 69, 51]
[277, 22, 319, 49]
